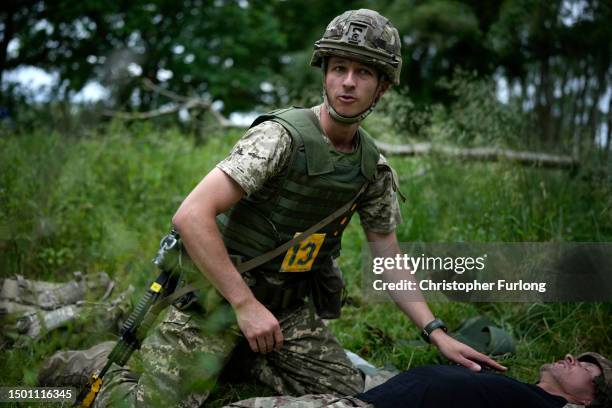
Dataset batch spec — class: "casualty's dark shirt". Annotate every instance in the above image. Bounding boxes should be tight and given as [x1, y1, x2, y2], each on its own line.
[356, 365, 567, 408]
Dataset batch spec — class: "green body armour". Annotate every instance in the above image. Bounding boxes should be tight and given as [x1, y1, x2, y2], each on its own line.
[217, 107, 380, 288]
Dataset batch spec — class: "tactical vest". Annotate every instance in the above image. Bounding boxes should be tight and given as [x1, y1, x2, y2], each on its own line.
[217, 107, 380, 285]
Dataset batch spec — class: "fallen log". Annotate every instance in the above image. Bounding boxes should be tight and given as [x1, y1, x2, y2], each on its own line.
[375, 141, 579, 170]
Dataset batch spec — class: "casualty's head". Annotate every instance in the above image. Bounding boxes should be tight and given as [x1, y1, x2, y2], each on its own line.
[538, 352, 612, 406]
[310, 9, 402, 124]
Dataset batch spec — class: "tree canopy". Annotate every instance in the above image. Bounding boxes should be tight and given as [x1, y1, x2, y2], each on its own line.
[1, 0, 610, 154]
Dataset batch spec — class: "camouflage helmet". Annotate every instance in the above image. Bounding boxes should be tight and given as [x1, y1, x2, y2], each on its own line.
[578, 352, 612, 407]
[311, 9, 402, 85]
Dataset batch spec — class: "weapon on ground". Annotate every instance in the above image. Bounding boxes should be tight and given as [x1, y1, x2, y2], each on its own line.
[75, 229, 182, 407]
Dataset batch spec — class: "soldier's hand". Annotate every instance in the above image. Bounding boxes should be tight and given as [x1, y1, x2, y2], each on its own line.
[430, 330, 507, 372]
[234, 298, 284, 354]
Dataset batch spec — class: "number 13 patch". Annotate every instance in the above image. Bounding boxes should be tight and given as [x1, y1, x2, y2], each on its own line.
[280, 233, 326, 272]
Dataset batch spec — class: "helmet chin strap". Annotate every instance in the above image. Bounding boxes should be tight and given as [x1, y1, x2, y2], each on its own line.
[323, 91, 374, 124]
[322, 80, 382, 125]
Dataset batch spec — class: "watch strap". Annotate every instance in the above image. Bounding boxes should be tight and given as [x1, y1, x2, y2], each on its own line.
[421, 318, 448, 343]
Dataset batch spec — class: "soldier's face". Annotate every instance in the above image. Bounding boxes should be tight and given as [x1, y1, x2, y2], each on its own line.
[325, 56, 387, 117]
[539, 354, 600, 404]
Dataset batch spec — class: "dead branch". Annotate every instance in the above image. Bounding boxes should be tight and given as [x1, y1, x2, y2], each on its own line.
[102, 79, 235, 127]
[103, 99, 203, 120]
[376, 141, 579, 170]
[142, 78, 191, 103]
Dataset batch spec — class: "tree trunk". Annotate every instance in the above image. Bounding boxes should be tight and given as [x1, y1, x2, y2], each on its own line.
[536, 57, 553, 145]
[571, 69, 590, 159]
[585, 63, 607, 156]
[605, 87, 612, 164]
[554, 61, 570, 145]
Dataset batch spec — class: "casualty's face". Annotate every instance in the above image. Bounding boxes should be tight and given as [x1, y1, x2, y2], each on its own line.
[540, 354, 601, 403]
[325, 56, 383, 118]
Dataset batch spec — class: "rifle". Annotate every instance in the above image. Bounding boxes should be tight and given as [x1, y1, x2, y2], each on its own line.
[74, 178, 372, 405]
[75, 229, 188, 407]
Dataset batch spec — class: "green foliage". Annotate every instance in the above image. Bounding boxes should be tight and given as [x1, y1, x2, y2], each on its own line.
[330, 143, 611, 383]
[435, 71, 534, 148]
[370, 72, 535, 150]
[0, 121, 610, 402]
[272, 49, 324, 108]
[405, 0, 482, 45]
[3, 0, 610, 159]
[365, 89, 429, 143]
[384, 154, 611, 243]
[0, 122, 242, 278]
[3, 0, 290, 113]
[1, 0, 366, 115]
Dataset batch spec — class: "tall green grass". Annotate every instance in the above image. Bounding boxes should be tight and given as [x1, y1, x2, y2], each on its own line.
[334, 152, 612, 385]
[0, 124, 235, 278]
[0, 123, 610, 403]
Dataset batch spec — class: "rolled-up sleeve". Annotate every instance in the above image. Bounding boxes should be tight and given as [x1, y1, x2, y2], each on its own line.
[216, 121, 292, 195]
[357, 155, 403, 234]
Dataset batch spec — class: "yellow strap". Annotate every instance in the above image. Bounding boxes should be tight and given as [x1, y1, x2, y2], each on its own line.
[80, 376, 102, 407]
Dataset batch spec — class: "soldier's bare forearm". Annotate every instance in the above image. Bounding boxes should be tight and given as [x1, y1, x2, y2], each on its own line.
[173, 169, 283, 354]
[174, 210, 283, 354]
[172, 168, 256, 309]
[365, 229, 435, 329]
[174, 215, 254, 308]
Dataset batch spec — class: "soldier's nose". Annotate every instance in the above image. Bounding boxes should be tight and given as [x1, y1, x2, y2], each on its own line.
[342, 71, 356, 88]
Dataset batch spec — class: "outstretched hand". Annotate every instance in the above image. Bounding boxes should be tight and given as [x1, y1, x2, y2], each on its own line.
[429, 330, 507, 372]
[234, 297, 284, 354]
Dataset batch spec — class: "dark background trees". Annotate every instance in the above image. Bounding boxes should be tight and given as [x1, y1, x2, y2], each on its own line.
[1, 0, 611, 158]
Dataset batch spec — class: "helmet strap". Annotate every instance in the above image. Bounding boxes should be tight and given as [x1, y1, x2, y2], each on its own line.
[323, 90, 375, 124]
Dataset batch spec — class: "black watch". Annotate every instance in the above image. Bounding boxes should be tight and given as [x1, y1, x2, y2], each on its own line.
[421, 318, 448, 343]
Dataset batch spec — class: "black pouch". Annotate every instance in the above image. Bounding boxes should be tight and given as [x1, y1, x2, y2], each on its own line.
[311, 258, 345, 319]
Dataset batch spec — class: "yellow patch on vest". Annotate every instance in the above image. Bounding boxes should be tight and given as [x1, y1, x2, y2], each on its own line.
[280, 233, 326, 272]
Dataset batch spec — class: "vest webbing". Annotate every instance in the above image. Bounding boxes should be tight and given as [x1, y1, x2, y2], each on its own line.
[217, 107, 380, 281]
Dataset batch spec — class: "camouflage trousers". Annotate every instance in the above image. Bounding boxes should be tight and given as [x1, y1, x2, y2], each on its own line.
[94, 302, 364, 407]
[224, 394, 372, 408]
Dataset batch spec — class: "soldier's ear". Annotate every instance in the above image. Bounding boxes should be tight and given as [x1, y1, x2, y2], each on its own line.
[376, 80, 391, 101]
[381, 80, 391, 94]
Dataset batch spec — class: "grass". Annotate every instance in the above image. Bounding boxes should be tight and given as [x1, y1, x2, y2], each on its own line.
[1, 122, 610, 405]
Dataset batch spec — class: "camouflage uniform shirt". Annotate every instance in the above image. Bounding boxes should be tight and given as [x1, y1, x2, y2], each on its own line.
[217, 104, 402, 233]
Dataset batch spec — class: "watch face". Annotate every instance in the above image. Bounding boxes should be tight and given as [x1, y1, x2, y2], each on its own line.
[424, 319, 447, 335]
[421, 319, 445, 343]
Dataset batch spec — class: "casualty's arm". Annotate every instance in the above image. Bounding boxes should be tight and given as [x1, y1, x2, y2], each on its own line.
[365, 229, 506, 372]
[172, 168, 283, 354]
